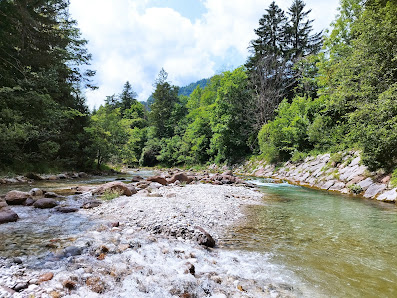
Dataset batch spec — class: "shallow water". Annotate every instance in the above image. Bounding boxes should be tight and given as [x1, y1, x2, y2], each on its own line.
[0, 170, 155, 260]
[221, 178, 397, 297]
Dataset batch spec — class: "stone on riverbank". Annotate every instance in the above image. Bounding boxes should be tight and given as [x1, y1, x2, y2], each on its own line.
[93, 181, 133, 196]
[147, 176, 168, 185]
[5, 190, 31, 205]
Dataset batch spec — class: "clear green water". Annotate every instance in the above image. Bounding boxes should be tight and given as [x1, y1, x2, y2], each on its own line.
[221, 179, 397, 297]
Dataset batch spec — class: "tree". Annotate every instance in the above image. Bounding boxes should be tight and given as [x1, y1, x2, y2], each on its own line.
[286, 0, 323, 61]
[149, 68, 181, 139]
[210, 67, 252, 164]
[0, 0, 95, 171]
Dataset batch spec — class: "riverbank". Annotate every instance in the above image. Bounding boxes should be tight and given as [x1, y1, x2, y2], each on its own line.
[0, 181, 306, 297]
[235, 151, 397, 203]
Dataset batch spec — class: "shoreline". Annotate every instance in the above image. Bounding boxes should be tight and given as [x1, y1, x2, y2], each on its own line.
[0, 182, 306, 297]
[235, 152, 397, 204]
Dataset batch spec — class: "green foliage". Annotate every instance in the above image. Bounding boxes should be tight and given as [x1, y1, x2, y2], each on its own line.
[102, 189, 123, 201]
[0, 0, 95, 172]
[258, 96, 321, 162]
[348, 184, 363, 195]
[209, 67, 252, 164]
[390, 169, 397, 188]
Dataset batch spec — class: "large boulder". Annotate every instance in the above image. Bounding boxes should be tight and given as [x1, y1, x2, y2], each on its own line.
[93, 181, 133, 196]
[168, 173, 193, 184]
[0, 200, 18, 224]
[147, 176, 168, 186]
[33, 198, 58, 209]
[5, 190, 31, 205]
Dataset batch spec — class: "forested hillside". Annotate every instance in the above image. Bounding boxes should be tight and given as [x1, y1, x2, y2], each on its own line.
[1, 0, 396, 175]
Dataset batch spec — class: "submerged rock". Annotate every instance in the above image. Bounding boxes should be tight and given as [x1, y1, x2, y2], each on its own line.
[0, 201, 18, 224]
[33, 198, 58, 209]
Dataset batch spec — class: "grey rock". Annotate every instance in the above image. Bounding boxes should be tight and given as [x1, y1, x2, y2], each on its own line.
[364, 183, 387, 198]
[349, 156, 361, 167]
[64, 246, 82, 257]
[376, 188, 397, 202]
[358, 178, 374, 191]
[329, 182, 346, 191]
[321, 180, 335, 190]
[13, 283, 28, 292]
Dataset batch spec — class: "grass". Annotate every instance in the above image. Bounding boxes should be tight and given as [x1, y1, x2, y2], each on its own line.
[102, 189, 123, 201]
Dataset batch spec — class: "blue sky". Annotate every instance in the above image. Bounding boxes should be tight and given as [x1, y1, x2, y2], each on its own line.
[69, 0, 340, 109]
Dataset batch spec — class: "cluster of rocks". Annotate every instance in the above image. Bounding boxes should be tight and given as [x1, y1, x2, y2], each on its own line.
[0, 172, 89, 185]
[241, 151, 397, 203]
[145, 169, 249, 187]
[0, 180, 139, 224]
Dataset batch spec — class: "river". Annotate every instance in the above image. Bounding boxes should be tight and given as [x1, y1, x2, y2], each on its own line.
[1, 173, 397, 297]
[221, 178, 397, 297]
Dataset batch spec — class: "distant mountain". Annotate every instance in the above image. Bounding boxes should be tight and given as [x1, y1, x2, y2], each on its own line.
[142, 78, 210, 111]
[178, 78, 210, 97]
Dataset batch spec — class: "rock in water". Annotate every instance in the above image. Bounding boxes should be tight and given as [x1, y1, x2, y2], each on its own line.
[194, 226, 215, 248]
[93, 181, 133, 196]
[33, 198, 58, 209]
[0, 202, 18, 224]
[5, 190, 31, 205]
[29, 188, 43, 197]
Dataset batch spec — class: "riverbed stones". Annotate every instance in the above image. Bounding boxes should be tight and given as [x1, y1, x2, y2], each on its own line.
[0, 200, 18, 224]
[93, 181, 133, 196]
[38, 272, 54, 283]
[55, 206, 79, 213]
[33, 198, 58, 209]
[5, 190, 31, 205]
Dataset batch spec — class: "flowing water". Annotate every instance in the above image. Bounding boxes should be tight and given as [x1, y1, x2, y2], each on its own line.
[1, 173, 397, 297]
[221, 178, 397, 297]
[0, 170, 156, 261]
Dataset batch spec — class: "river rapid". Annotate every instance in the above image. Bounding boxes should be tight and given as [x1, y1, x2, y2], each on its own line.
[1, 172, 397, 297]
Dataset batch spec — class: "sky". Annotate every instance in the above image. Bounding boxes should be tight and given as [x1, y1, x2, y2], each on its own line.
[68, 0, 340, 109]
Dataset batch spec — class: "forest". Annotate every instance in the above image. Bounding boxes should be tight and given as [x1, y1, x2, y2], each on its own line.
[0, 0, 396, 174]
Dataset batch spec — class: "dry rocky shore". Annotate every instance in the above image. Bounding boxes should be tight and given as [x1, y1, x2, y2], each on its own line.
[0, 171, 302, 297]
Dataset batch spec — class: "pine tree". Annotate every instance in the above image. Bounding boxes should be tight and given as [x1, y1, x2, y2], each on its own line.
[286, 0, 323, 61]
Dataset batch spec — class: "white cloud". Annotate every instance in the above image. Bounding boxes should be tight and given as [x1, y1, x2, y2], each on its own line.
[69, 0, 339, 109]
